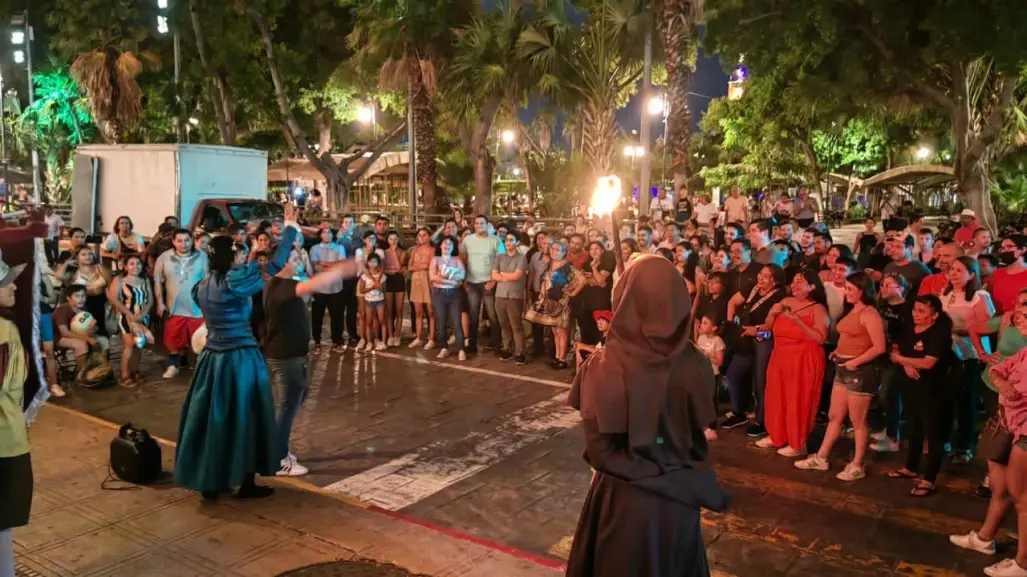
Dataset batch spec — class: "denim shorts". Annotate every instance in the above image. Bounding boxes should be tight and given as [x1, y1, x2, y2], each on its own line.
[833, 357, 879, 396]
[40, 312, 54, 343]
[364, 300, 384, 311]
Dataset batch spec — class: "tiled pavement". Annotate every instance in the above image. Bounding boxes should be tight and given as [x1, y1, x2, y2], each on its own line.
[15, 406, 560, 577]
[46, 339, 1016, 576]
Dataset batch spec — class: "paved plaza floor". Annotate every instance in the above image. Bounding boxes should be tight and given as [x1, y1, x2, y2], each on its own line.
[37, 336, 1011, 577]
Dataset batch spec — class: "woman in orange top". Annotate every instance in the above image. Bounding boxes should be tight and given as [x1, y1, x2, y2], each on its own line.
[756, 269, 829, 457]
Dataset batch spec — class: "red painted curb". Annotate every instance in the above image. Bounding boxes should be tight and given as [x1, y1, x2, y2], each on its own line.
[367, 505, 568, 572]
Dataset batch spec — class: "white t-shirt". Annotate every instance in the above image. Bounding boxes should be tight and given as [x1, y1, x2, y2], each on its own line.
[650, 196, 676, 221]
[45, 214, 65, 239]
[360, 272, 385, 303]
[695, 202, 719, 226]
[696, 334, 725, 375]
[723, 196, 748, 223]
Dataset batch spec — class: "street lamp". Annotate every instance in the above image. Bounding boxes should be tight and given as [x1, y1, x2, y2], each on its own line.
[512, 167, 522, 177]
[501, 129, 515, 144]
[623, 145, 645, 168]
[916, 146, 932, 161]
[357, 104, 377, 138]
[10, 11, 40, 202]
[647, 95, 666, 116]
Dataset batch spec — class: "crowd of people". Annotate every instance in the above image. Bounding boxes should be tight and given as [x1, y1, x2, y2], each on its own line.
[24, 185, 1027, 576]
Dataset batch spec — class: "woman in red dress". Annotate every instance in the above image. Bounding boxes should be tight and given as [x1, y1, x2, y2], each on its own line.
[756, 269, 829, 457]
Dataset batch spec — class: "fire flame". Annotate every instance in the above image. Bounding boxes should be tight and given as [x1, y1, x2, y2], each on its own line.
[591, 175, 621, 217]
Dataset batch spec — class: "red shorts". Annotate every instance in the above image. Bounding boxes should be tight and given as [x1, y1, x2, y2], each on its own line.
[164, 315, 204, 352]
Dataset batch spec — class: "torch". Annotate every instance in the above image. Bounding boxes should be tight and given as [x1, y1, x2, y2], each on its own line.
[591, 175, 625, 274]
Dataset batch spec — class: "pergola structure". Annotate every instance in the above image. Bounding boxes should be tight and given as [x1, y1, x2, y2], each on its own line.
[266, 151, 411, 211]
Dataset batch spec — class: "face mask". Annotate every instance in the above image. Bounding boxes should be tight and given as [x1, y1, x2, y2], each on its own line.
[999, 251, 1018, 266]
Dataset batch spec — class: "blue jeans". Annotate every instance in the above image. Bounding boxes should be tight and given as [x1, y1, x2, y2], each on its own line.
[267, 357, 309, 461]
[465, 282, 499, 353]
[431, 287, 464, 350]
[725, 338, 774, 425]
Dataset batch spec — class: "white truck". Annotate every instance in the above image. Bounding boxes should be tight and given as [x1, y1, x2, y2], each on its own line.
[70, 144, 274, 238]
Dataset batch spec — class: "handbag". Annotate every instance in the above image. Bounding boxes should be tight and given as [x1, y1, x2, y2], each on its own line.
[979, 407, 1014, 465]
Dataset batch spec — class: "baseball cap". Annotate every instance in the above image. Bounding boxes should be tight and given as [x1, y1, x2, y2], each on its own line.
[0, 249, 27, 288]
[961, 209, 976, 218]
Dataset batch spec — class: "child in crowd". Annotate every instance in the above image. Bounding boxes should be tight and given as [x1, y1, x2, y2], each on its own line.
[357, 253, 387, 352]
[696, 314, 725, 442]
[574, 310, 612, 370]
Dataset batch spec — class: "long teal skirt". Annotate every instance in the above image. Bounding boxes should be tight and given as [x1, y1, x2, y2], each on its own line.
[174, 346, 278, 492]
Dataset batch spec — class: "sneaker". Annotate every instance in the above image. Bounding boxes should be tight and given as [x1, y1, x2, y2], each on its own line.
[746, 423, 768, 439]
[870, 429, 889, 442]
[755, 437, 776, 449]
[458, 350, 467, 361]
[835, 463, 866, 481]
[162, 366, 180, 379]
[499, 350, 513, 361]
[424, 340, 436, 350]
[952, 450, 974, 465]
[777, 446, 805, 458]
[949, 531, 996, 555]
[357, 339, 367, 350]
[514, 354, 526, 366]
[721, 413, 748, 429]
[276, 454, 309, 477]
[448, 335, 456, 345]
[409, 339, 424, 349]
[48, 383, 67, 399]
[437, 349, 450, 359]
[795, 454, 830, 471]
[375, 340, 386, 351]
[871, 438, 901, 453]
[985, 559, 1027, 577]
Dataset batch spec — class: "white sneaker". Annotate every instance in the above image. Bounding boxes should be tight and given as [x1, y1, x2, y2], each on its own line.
[755, 437, 776, 449]
[424, 340, 436, 350]
[871, 438, 901, 452]
[276, 453, 309, 477]
[162, 366, 180, 379]
[949, 531, 996, 555]
[375, 340, 386, 351]
[985, 559, 1027, 577]
[777, 446, 805, 458]
[458, 350, 467, 361]
[409, 339, 424, 349]
[357, 339, 367, 350]
[48, 383, 67, 399]
[836, 463, 866, 482]
[795, 454, 829, 471]
[437, 349, 450, 359]
[447, 335, 456, 345]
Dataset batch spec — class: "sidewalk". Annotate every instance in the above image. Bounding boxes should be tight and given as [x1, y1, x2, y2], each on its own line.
[12, 405, 562, 577]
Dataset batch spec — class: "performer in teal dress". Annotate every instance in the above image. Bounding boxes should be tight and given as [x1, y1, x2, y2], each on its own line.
[174, 223, 297, 498]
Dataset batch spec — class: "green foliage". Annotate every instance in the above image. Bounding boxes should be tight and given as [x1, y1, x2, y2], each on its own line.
[990, 150, 1027, 226]
[812, 118, 887, 178]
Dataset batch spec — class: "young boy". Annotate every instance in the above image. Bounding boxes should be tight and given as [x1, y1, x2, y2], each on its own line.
[52, 284, 108, 384]
[696, 314, 725, 441]
[575, 310, 612, 370]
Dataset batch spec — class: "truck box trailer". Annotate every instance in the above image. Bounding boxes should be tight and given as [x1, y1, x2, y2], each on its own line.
[71, 144, 269, 237]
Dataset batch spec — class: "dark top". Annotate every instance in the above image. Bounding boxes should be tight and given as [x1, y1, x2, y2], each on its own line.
[866, 248, 891, 274]
[895, 320, 953, 384]
[858, 233, 879, 255]
[52, 304, 77, 338]
[696, 294, 728, 327]
[883, 260, 932, 295]
[263, 277, 310, 359]
[578, 253, 616, 311]
[726, 262, 763, 301]
[676, 198, 693, 221]
[877, 299, 911, 343]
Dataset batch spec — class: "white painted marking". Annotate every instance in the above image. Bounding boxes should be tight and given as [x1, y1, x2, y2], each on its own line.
[371, 350, 573, 389]
[323, 393, 581, 510]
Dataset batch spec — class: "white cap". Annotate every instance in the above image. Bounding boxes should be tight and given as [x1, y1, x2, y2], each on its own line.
[960, 209, 976, 218]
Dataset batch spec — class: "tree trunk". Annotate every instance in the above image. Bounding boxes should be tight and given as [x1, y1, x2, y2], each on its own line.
[189, 0, 236, 145]
[842, 176, 859, 218]
[410, 71, 444, 213]
[660, 0, 697, 191]
[473, 150, 493, 216]
[959, 158, 997, 233]
[315, 106, 333, 157]
[583, 104, 616, 184]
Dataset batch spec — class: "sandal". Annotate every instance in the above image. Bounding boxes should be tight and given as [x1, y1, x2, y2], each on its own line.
[887, 468, 918, 479]
[121, 377, 138, 389]
[910, 483, 937, 497]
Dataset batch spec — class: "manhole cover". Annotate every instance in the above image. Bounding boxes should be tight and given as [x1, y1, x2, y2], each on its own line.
[276, 560, 426, 577]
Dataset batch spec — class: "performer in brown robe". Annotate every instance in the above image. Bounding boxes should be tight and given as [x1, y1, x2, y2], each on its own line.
[567, 254, 729, 577]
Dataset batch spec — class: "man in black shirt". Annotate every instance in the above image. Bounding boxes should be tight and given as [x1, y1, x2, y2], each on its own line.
[263, 249, 357, 477]
[727, 238, 763, 299]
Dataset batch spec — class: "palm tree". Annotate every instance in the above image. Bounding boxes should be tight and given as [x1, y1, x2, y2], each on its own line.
[659, 0, 703, 188]
[47, 0, 156, 143]
[348, 0, 475, 213]
[445, 1, 536, 214]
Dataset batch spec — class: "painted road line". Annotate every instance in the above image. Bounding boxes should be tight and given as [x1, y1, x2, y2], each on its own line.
[372, 350, 573, 389]
[323, 392, 581, 509]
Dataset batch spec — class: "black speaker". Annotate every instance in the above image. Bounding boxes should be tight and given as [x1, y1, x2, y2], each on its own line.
[110, 423, 163, 484]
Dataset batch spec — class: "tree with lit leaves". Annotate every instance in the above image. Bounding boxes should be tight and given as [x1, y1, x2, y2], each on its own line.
[705, 0, 1027, 231]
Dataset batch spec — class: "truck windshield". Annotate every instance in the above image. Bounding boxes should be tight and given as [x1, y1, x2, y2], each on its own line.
[226, 202, 284, 225]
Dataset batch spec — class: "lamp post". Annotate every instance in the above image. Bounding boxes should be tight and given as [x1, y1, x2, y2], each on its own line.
[623, 144, 645, 169]
[0, 68, 7, 206]
[648, 94, 670, 186]
[11, 11, 40, 202]
[156, 0, 182, 142]
[357, 103, 377, 139]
